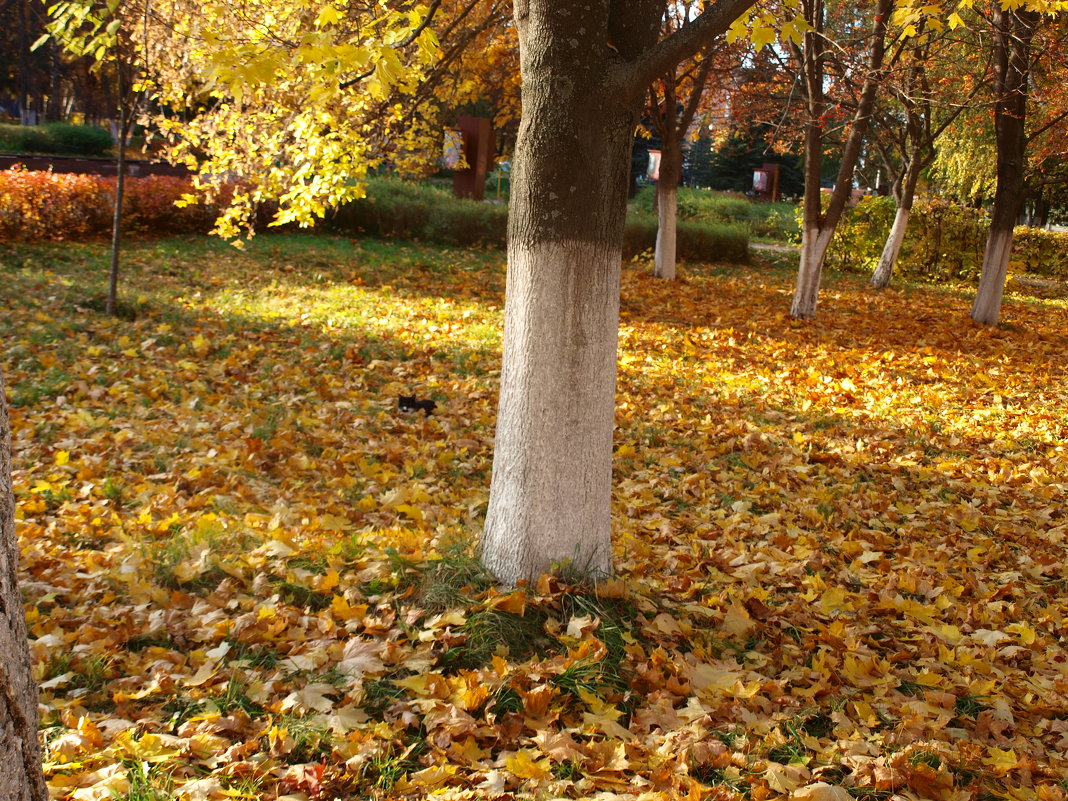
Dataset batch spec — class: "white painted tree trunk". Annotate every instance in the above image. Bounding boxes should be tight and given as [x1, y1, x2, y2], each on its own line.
[654, 184, 678, 280]
[870, 206, 911, 289]
[790, 223, 835, 319]
[969, 7, 1036, 327]
[971, 227, 1015, 325]
[479, 0, 760, 585]
[481, 241, 621, 584]
[0, 370, 48, 801]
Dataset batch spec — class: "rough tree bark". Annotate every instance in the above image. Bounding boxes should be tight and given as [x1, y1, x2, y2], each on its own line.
[790, 0, 893, 319]
[971, 6, 1039, 326]
[0, 370, 48, 801]
[480, 0, 757, 585]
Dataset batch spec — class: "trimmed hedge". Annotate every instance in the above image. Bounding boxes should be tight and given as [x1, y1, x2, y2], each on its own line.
[622, 216, 749, 263]
[2, 169, 750, 262]
[0, 122, 113, 156]
[1012, 228, 1068, 281]
[330, 178, 750, 263]
[330, 179, 508, 247]
[0, 168, 222, 240]
[0, 169, 108, 239]
[827, 196, 984, 281]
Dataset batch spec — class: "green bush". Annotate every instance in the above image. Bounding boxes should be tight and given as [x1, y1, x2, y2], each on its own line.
[0, 122, 113, 156]
[622, 217, 748, 263]
[40, 122, 114, 156]
[826, 195, 989, 281]
[1012, 227, 1068, 280]
[0, 124, 48, 153]
[749, 202, 800, 242]
[633, 185, 751, 224]
[824, 195, 897, 273]
[331, 178, 748, 262]
[901, 197, 988, 280]
[329, 179, 507, 246]
[632, 184, 797, 243]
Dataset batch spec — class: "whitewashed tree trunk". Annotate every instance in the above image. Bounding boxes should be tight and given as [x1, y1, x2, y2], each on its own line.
[970, 6, 1037, 327]
[654, 183, 678, 280]
[480, 0, 758, 584]
[870, 206, 911, 289]
[482, 241, 622, 582]
[971, 226, 1016, 325]
[789, 0, 892, 319]
[0, 370, 48, 801]
[791, 223, 835, 318]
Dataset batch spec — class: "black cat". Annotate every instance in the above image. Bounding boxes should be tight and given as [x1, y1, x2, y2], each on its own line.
[398, 395, 437, 415]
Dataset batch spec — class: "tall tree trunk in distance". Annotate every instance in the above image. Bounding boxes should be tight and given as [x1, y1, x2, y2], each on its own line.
[0, 370, 48, 801]
[790, 0, 893, 319]
[971, 7, 1038, 326]
[870, 158, 922, 288]
[107, 68, 128, 318]
[17, 0, 31, 123]
[649, 41, 716, 282]
[480, 0, 758, 585]
[654, 141, 682, 280]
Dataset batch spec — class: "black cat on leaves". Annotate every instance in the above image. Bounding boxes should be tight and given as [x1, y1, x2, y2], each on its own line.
[398, 395, 437, 415]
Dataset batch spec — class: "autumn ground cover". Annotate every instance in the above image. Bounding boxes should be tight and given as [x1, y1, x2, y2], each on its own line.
[2, 234, 1067, 801]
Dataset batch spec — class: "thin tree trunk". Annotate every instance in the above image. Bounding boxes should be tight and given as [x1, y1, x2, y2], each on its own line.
[654, 143, 681, 280]
[790, 0, 893, 319]
[107, 71, 127, 318]
[792, 223, 835, 316]
[0, 370, 48, 801]
[971, 6, 1038, 326]
[871, 160, 922, 288]
[870, 206, 911, 288]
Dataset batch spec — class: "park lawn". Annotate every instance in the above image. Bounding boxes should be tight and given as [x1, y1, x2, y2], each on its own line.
[2, 233, 1067, 801]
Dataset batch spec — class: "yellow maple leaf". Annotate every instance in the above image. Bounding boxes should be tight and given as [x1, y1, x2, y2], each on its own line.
[752, 25, 778, 49]
[115, 730, 181, 763]
[505, 749, 551, 781]
[792, 782, 853, 801]
[722, 603, 754, 637]
[983, 747, 1018, 774]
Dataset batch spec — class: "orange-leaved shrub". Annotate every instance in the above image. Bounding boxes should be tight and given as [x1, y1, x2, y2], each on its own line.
[0, 167, 110, 240]
[0, 167, 224, 240]
[101, 175, 227, 235]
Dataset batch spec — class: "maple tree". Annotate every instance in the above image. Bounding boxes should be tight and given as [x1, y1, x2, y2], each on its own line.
[0, 368, 47, 801]
[789, 0, 893, 319]
[867, 6, 980, 288]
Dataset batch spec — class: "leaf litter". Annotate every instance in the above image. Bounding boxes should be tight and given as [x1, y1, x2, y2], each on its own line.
[2, 234, 1067, 801]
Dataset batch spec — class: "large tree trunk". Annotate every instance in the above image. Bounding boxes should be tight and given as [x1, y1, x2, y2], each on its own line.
[971, 6, 1038, 326]
[870, 160, 922, 289]
[481, 2, 654, 585]
[654, 142, 682, 280]
[480, 0, 756, 584]
[0, 370, 48, 801]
